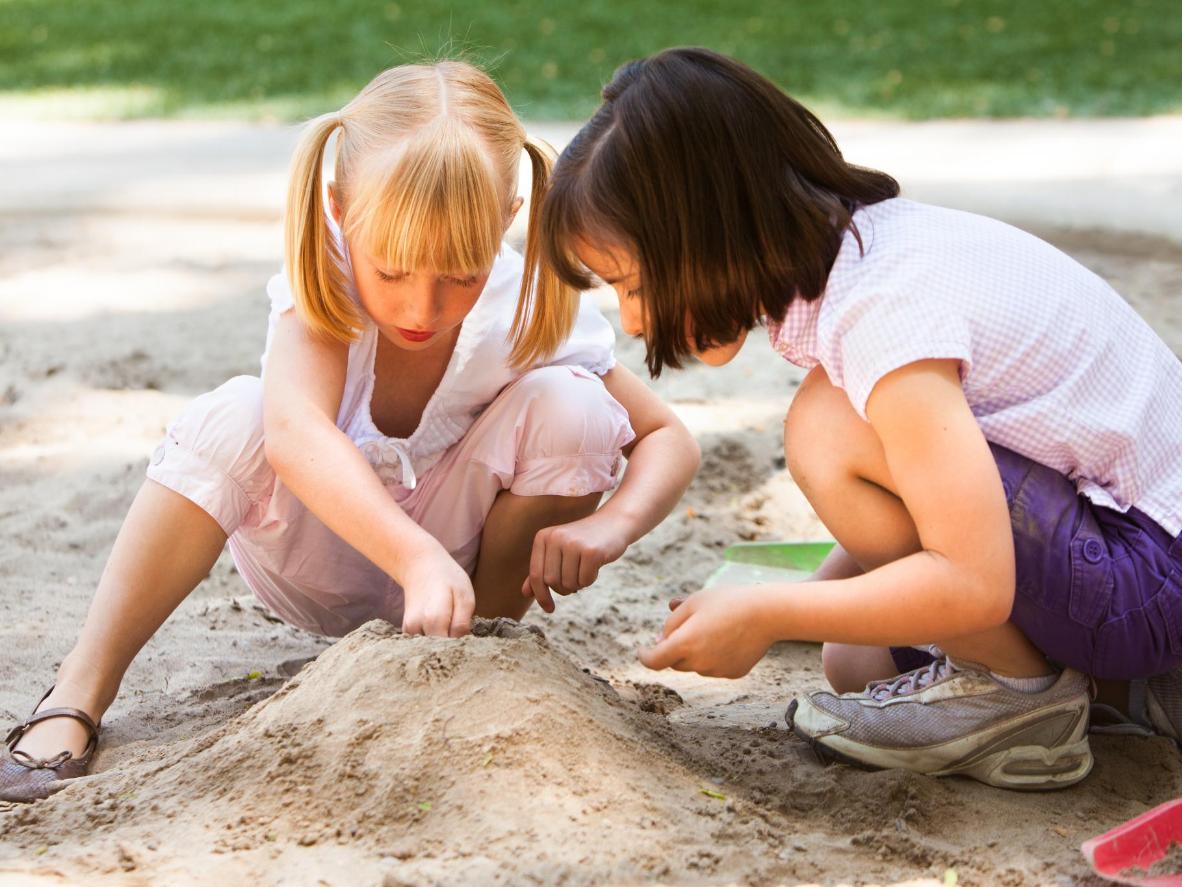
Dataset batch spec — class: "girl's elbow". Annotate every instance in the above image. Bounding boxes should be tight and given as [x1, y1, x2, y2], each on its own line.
[665, 415, 700, 470]
[685, 431, 702, 472]
[981, 595, 1012, 629]
[262, 436, 288, 475]
[261, 414, 296, 473]
[978, 575, 1016, 628]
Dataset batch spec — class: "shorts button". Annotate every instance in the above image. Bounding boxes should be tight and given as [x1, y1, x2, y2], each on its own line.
[1082, 538, 1105, 564]
[150, 444, 166, 466]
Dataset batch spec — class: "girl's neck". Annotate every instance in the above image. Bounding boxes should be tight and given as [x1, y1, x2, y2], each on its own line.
[370, 325, 462, 439]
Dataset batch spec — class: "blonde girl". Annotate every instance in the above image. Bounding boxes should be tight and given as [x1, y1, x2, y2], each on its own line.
[2, 62, 699, 802]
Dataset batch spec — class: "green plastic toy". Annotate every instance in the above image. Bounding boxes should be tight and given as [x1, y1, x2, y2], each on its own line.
[704, 540, 835, 587]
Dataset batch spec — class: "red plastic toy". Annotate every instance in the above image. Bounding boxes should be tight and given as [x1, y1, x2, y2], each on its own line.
[1082, 799, 1182, 885]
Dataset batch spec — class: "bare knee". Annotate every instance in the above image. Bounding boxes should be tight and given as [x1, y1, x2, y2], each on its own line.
[785, 368, 856, 491]
[783, 367, 883, 499]
[822, 642, 899, 694]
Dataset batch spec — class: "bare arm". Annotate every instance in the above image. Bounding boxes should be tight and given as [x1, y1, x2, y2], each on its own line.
[262, 312, 473, 636]
[778, 358, 1014, 643]
[523, 363, 701, 607]
[262, 312, 440, 577]
[809, 543, 865, 582]
[597, 364, 701, 544]
[642, 360, 1015, 675]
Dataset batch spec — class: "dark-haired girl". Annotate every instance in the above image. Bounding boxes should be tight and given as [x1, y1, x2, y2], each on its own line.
[540, 47, 1182, 789]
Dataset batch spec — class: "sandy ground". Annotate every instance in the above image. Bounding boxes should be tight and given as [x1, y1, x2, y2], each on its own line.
[1, 119, 1181, 886]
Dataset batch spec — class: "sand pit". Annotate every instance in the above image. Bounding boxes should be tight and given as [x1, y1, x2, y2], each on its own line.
[4, 614, 1180, 886]
[2, 177, 1182, 883]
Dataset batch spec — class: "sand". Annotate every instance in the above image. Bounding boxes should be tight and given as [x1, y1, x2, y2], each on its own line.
[2, 182, 1182, 886]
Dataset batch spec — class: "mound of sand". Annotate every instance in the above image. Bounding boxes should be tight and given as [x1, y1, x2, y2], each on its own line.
[1, 619, 760, 885]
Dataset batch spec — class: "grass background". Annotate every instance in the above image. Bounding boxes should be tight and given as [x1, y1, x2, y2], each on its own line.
[1, 0, 1179, 121]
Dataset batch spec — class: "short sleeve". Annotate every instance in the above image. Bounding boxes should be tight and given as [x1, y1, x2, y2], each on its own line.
[266, 269, 296, 316]
[544, 294, 618, 376]
[259, 268, 299, 376]
[833, 294, 973, 419]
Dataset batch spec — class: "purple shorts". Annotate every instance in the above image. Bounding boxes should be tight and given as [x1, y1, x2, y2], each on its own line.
[892, 443, 1182, 681]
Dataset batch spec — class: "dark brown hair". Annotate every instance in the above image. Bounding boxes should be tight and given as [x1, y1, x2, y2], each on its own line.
[540, 47, 899, 376]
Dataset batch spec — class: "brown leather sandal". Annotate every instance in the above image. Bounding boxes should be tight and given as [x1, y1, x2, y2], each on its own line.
[1, 687, 100, 803]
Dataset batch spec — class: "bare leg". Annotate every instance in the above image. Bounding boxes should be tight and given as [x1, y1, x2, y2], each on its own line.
[13, 480, 227, 760]
[822, 644, 901, 694]
[785, 367, 1050, 691]
[472, 491, 601, 620]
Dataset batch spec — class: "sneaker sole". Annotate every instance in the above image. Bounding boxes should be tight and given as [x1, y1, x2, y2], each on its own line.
[786, 699, 1094, 791]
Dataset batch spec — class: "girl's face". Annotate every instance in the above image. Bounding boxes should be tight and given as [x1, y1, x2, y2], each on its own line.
[332, 189, 523, 352]
[574, 239, 747, 367]
[349, 245, 487, 352]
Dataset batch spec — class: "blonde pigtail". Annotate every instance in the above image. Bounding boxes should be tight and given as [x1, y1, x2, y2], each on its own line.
[284, 112, 360, 342]
[510, 136, 579, 368]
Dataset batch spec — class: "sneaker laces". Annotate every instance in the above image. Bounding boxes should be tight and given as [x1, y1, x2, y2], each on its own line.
[867, 657, 958, 702]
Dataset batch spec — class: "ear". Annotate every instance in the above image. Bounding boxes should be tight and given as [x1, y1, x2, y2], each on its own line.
[327, 182, 343, 225]
[506, 195, 525, 227]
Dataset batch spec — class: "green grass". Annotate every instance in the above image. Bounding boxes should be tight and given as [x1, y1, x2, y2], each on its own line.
[1, 0, 1179, 121]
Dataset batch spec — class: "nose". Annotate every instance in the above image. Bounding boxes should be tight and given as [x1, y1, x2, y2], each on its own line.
[617, 290, 644, 337]
[404, 279, 445, 329]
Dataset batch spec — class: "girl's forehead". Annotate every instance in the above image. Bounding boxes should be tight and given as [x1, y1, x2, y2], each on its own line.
[357, 249, 487, 278]
[574, 238, 637, 282]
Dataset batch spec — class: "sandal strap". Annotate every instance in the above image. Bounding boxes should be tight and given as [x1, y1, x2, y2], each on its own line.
[3, 685, 57, 748]
[4, 688, 101, 766]
[10, 748, 74, 770]
[24, 707, 100, 739]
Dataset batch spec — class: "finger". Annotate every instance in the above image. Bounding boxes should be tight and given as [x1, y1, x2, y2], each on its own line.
[528, 531, 551, 607]
[533, 579, 556, 614]
[577, 555, 600, 590]
[424, 605, 452, 638]
[450, 587, 475, 638]
[668, 596, 687, 611]
[542, 537, 564, 595]
[526, 537, 556, 613]
[661, 594, 696, 636]
[560, 545, 581, 595]
[521, 576, 533, 598]
[401, 611, 423, 636]
[638, 633, 688, 671]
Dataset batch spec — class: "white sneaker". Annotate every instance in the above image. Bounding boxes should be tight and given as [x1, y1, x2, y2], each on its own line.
[1142, 665, 1182, 743]
[786, 658, 1093, 790]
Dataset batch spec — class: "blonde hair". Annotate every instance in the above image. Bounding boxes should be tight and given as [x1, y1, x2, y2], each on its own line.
[284, 61, 574, 367]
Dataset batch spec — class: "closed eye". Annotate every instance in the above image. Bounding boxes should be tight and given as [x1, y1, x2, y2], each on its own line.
[376, 269, 407, 283]
[444, 275, 480, 287]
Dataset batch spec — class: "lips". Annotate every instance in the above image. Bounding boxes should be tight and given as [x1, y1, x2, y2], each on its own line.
[396, 327, 435, 343]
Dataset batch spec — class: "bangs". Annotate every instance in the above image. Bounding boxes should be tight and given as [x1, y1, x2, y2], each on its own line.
[539, 161, 610, 293]
[343, 119, 505, 275]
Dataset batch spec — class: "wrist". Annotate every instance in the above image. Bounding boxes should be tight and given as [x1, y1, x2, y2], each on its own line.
[385, 527, 447, 584]
[594, 499, 646, 547]
[751, 584, 795, 645]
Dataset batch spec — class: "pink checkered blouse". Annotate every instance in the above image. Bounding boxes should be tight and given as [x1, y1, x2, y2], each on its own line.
[768, 198, 1182, 537]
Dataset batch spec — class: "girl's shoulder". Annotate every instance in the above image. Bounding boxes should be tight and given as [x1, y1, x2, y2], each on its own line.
[846, 198, 1060, 267]
[464, 245, 527, 338]
[464, 243, 617, 378]
[829, 197, 1085, 311]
